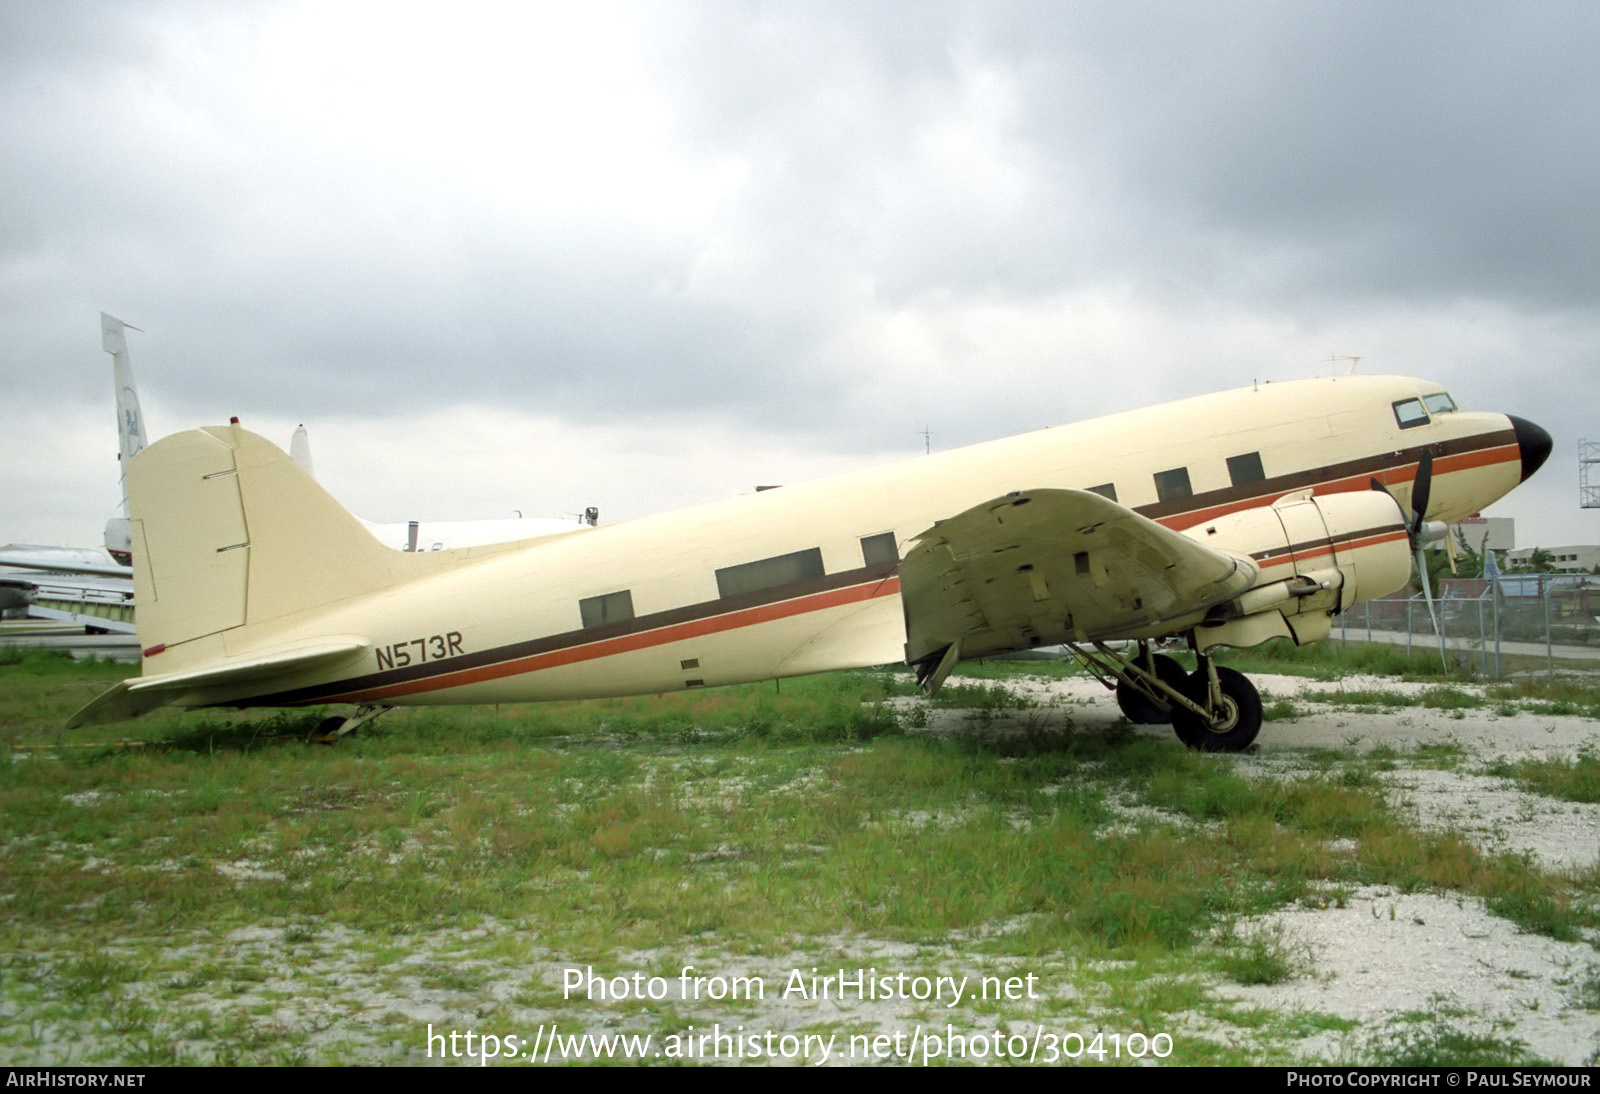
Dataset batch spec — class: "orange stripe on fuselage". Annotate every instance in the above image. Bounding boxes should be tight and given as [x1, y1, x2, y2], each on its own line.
[1158, 444, 1520, 532]
[318, 575, 904, 705]
[1255, 528, 1411, 571]
[303, 440, 1513, 706]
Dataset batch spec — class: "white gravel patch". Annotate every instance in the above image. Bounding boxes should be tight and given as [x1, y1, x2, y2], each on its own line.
[1381, 768, 1600, 873]
[1225, 886, 1600, 1065]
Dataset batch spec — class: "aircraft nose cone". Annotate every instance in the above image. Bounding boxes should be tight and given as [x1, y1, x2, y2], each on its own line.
[1508, 415, 1552, 483]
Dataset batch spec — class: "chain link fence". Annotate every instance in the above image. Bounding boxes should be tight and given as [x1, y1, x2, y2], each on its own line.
[1336, 575, 1600, 678]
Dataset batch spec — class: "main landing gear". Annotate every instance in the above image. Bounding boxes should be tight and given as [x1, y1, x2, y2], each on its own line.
[311, 703, 393, 744]
[1070, 640, 1263, 752]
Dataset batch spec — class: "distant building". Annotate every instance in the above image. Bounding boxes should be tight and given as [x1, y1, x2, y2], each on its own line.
[1506, 545, 1600, 573]
[1449, 514, 1515, 553]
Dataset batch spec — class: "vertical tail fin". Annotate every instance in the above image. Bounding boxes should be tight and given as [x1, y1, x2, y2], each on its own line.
[130, 423, 421, 662]
[289, 424, 315, 477]
[101, 313, 148, 561]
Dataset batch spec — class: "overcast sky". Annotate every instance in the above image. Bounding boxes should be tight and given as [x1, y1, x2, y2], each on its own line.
[2, 0, 1596, 551]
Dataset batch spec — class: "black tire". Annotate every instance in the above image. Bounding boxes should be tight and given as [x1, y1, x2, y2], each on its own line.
[1171, 666, 1262, 752]
[1115, 653, 1188, 724]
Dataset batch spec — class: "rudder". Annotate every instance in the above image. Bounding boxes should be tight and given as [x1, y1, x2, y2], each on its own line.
[130, 423, 415, 660]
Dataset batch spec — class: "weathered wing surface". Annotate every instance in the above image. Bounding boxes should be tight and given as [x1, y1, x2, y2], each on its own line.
[900, 488, 1258, 671]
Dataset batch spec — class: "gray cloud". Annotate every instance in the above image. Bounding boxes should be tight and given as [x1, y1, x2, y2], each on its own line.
[2, 1, 1594, 547]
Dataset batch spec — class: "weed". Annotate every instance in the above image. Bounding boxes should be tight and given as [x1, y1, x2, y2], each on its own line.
[1576, 967, 1600, 1011]
[1217, 922, 1312, 986]
[1489, 752, 1600, 804]
[1261, 696, 1303, 722]
[1359, 1015, 1550, 1067]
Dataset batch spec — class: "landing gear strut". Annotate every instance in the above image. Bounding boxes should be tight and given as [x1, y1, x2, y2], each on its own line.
[1114, 646, 1189, 724]
[1067, 641, 1263, 752]
[311, 703, 393, 744]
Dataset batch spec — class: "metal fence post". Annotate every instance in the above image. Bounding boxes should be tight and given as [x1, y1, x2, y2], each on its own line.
[1478, 595, 1487, 677]
[1492, 580, 1501, 680]
[1545, 579, 1555, 680]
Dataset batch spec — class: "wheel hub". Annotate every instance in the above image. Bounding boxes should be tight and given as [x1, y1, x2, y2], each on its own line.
[1205, 695, 1240, 735]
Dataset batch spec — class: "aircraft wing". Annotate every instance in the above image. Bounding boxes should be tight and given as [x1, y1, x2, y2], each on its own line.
[900, 488, 1258, 678]
[0, 548, 133, 580]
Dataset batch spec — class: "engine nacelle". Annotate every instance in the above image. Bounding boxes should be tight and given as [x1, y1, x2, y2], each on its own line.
[1186, 490, 1413, 651]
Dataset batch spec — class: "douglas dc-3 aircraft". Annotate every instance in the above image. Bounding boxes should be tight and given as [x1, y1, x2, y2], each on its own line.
[68, 375, 1550, 751]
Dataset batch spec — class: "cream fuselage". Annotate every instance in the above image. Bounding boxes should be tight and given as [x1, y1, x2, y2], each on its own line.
[141, 375, 1527, 713]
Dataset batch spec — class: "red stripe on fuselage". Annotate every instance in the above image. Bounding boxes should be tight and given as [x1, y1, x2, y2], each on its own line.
[1157, 444, 1520, 531]
[314, 575, 904, 705]
[285, 437, 1515, 706]
[1254, 528, 1411, 571]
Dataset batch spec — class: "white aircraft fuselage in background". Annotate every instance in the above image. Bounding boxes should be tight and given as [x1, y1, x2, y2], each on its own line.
[0, 315, 142, 633]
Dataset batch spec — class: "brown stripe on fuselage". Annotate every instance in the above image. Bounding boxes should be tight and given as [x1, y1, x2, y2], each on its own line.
[1252, 526, 1411, 569]
[1141, 430, 1518, 529]
[247, 566, 902, 707]
[235, 428, 1516, 709]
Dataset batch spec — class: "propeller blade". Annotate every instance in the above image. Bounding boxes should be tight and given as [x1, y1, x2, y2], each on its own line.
[1415, 541, 1448, 671]
[1382, 468, 1448, 668]
[1410, 449, 1434, 536]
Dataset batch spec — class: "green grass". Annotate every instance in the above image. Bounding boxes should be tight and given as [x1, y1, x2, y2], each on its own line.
[1216, 638, 1471, 682]
[1215, 923, 1311, 986]
[2, 649, 1597, 1064]
[1488, 753, 1600, 804]
[1358, 1014, 1551, 1067]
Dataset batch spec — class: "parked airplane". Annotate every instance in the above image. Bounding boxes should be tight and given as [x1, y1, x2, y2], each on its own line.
[0, 315, 143, 632]
[67, 375, 1550, 750]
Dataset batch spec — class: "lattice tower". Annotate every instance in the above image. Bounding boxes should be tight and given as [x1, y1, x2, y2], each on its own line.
[1582, 438, 1600, 508]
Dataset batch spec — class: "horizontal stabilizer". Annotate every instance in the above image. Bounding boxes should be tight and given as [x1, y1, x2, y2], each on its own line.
[66, 637, 370, 728]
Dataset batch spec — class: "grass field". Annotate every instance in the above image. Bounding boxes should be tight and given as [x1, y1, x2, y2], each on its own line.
[3, 643, 1598, 1065]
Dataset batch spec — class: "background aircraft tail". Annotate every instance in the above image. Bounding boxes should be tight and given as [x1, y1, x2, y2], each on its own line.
[101, 313, 148, 562]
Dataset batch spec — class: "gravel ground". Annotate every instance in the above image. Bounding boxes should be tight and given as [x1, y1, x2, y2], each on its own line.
[899, 670, 1600, 1064]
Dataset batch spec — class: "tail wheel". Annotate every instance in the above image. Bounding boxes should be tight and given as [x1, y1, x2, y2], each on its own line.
[311, 715, 349, 744]
[309, 703, 392, 744]
[1115, 654, 1189, 724]
[1171, 666, 1262, 752]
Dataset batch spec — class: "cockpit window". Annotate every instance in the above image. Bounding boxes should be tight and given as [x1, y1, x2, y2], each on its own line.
[1393, 398, 1429, 429]
[1423, 392, 1457, 414]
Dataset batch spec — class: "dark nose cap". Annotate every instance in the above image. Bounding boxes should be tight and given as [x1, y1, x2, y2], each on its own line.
[1508, 415, 1552, 483]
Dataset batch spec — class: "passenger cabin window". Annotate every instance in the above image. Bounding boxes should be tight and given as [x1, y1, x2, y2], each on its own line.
[1087, 483, 1117, 502]
[579, 589, 634, 628]
[716, 547, 825, 599]
[1393, 398, 1430, 429]
[1226, 452, 1265, 487]
[1153, 467, 1192, 502]
[860, 532, 898, 567]
[1424, 392, 1457, 415]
